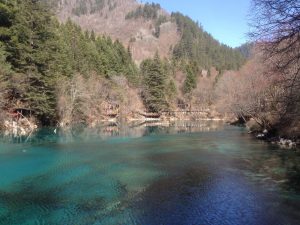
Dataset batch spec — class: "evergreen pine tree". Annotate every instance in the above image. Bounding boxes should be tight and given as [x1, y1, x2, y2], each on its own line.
[141, 53, 168, 112]
[183, 63, 197, 94]
[2, 0, 60, 123]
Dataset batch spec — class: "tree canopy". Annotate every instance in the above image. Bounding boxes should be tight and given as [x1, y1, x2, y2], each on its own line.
[125, 3, 161, 20]
[171, 12, 245, 72]
[141, 54, 168, 113]
[0, 0, 138, 124]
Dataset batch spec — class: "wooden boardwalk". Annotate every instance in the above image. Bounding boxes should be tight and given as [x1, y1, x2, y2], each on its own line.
[140, 110, 210, 118]
[103, 109, 210, 119]
[161, 110, 209, 117]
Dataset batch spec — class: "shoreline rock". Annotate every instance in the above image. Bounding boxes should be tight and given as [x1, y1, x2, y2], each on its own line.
[226, 118, 299, 150]
[252, 130, 298, 150]
[277, 138, 297, 149]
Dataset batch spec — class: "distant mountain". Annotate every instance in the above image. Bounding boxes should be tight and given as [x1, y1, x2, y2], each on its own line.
[50, 0, 245, 69]
[48, 0, 177, 64]
[236, 42, 254, 59]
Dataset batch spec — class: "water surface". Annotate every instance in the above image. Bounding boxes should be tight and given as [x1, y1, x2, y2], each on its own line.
[0, 121, 300, 225]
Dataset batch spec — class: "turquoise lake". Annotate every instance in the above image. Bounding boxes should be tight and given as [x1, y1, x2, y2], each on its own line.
[0, 121, 300, 225]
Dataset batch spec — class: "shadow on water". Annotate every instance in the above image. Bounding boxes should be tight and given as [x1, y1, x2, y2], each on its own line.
[131, 167, 300, 225]
[0, 121, 300, 224]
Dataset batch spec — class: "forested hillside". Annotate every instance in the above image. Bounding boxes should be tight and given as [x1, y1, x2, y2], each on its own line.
[54, 0, 176, 63]
[236, 42, 254, 58]
[0, 0, 246, 128]
[0, 0, 138, 125]
[51, 0, 245, 69]
[171, 13, 245, 71]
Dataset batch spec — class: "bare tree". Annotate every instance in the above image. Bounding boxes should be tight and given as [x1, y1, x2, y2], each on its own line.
[216, 51, 281, 129]
[57, 74, 145, 126]
[250, 0, 300, 132]
[250, 0, 300, 47]
[250, 0, 300, 66]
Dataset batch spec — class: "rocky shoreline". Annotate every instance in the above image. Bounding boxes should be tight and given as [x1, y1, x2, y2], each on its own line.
[236, 118, 299, 150]
[254, 131, 299, 149]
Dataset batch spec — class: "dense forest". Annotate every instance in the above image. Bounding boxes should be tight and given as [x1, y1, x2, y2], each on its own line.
[236, 42, 254, 58]
[69, 0, 118, 16]
[125, 2, 161, 20]
[125, 3, 246, 71]
[0, 0, 137, 125]
[0, 0, 246, 127]
[171, 12, 245, 71]
[1, 0, 298, 140]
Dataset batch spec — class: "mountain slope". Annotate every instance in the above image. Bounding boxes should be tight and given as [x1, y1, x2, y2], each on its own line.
[51, 0, 244, 70]
[53, 0, 179, 64]
[236, 42, 254, 59]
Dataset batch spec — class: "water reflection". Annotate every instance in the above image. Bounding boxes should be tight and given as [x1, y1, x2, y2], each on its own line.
[0, 120, 225, 144]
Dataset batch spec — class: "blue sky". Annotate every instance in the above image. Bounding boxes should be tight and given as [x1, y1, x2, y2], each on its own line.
[143, 0, 251, 47]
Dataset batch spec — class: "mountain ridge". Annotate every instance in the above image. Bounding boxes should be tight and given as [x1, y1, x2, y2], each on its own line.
[49, 0, 244, 69]
[51, 0, 179, 64]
